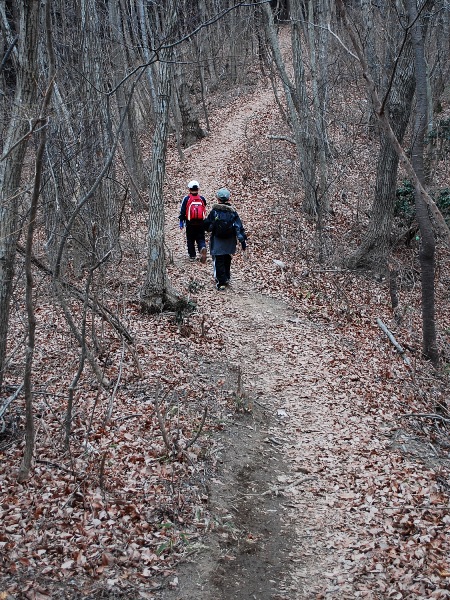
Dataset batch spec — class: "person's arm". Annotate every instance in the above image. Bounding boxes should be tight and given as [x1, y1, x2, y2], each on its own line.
[234, 214, 247, 240]
[179, 196, 188, 221]
[234, 213, 247, 249]
[203, 209, 215, 232]
[179, 196, 189, 228]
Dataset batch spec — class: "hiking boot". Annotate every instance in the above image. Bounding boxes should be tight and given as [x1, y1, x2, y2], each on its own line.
[200, 247, 207, 264]
[189, 256, 196, 261]
[217, 284, 226, 291]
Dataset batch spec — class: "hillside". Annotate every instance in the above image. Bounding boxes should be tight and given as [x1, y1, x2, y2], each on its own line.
[1, 39, 450, 600]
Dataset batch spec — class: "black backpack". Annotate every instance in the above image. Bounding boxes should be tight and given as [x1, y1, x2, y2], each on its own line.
[213, 210, 236, 238]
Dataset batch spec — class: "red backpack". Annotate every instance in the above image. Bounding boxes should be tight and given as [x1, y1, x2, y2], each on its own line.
[186, 194, 206, 221]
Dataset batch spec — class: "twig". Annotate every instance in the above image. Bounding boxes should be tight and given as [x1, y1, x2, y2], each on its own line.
[0, 34, 18, 74]
[267, 134, 296, 145]
[253, 399, 270, 411]
[377, 318, 411, 367]
[127, 342, 143, 378]
[184, 407, 208, 450]
[104, 337, 125, 424]
[153, 385, 175, 452]
[99, 451, 107, 491]
[0, 383, 23, 423]
[0, 118, 47, 162]
[16, 243, 134, 343]
[114, 413, 143, 423]
[401, 413, 450, 424]
[36, 458, 78, 477]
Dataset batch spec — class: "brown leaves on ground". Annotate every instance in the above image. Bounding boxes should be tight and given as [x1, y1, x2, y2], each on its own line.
[1, 77, 450, 600]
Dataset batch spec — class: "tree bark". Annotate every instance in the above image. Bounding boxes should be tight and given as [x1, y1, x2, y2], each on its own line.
[109, 0, 146, 210]
[0, 0, 40, 390]
[18, 0, 54, 481]
[345, 39, 416, 271]
[141, 5, 181, 313]
[406, 0, 438, 364]
[262, 1, 319, 220]
[335, 0, 450, 245]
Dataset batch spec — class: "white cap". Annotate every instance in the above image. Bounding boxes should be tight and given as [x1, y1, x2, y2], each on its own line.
[188, 180, 199, 189]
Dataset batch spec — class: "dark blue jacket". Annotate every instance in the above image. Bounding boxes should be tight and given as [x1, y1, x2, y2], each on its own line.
[203, 202, 247, 256]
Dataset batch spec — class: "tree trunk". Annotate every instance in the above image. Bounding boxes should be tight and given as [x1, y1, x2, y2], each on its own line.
[406, 0, 438, 364]
[290, 1, 318, 218]
[360, 0, 377, 130]
[307, 0, 331, 261]
[140, 10, 180, 313]
[336, 0, 448, 364]
[109, 0, 146, 210]
[345, 39, 416, 271]
[176, 79, 207, 148]
[0, 0, 40, 390]
[261, 1, 318, 220]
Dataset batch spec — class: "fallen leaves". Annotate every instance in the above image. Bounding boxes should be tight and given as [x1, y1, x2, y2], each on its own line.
[1, 50, 450, 600]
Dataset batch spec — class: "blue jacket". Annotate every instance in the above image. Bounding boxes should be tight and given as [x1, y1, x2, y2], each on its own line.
[203, 202, 247, 256]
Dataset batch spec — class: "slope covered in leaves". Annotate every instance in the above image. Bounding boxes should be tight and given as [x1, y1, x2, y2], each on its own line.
[1, 40, 450, 600]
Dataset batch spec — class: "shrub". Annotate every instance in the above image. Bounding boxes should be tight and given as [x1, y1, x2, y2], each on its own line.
[395, 179, 415, 222]
[395, 181, 450, 227]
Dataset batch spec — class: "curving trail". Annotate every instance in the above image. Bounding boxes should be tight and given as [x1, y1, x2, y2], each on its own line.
[159, 82, 362, 600]
[166, 86, 276, 203]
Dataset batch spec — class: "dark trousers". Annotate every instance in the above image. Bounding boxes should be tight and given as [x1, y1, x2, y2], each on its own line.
[186, 221, 206, 258]
[213, 254, 232, 285]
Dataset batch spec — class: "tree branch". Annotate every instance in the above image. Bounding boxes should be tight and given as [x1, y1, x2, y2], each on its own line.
[334, 0, 450, 246]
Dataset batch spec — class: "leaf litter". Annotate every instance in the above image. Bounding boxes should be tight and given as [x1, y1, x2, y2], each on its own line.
[1, 50, 450, 600]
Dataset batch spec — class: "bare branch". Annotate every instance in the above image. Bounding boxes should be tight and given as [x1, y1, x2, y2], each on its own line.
[184, 406, 208, 450]
[377, 318, 411, 368]
[0, 383, 23, 433]
[268, 134, 296, 145]
[334, 0, 450, 245]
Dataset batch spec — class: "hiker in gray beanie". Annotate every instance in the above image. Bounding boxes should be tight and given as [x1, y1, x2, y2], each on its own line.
[203, 188, 247, 290]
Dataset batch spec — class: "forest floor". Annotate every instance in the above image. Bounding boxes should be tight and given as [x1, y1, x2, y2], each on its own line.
[2, 40, 450, 600]
[155, 80, 450, 599]
[157, 86, 353, 599]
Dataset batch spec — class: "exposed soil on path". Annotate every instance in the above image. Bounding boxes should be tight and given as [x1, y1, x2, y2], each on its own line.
[158, 290, 305, 600]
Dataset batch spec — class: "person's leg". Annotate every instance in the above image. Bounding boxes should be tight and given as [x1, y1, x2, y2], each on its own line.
[185, 225, 196, 258]
[224, 254, 232, 282]
[194, 223, 207, 263]
[213, 255, 227, 288]
[194, 223, 206, 251]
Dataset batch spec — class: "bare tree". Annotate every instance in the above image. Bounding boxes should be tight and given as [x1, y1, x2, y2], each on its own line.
[18, 0, 55, 480]
[109, 0, 147, 209]
[0, 0, 41, 391]
[406, 0, 438, 363]
[261, 1, 332, 260]
[335, 0, 449, 363]
[140, 3, 180, 313]
[345, 25, 416, 270]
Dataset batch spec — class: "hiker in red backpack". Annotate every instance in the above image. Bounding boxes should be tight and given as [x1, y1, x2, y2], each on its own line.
[203, 188, 247, 290]
[179, 180, 207, 263]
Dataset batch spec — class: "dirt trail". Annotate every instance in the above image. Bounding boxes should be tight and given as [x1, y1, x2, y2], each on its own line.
[167, 86, 276, 201]
[159, 87, 359, 599]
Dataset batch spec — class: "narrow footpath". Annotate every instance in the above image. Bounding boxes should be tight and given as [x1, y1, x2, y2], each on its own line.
[158, 85, 373, 599]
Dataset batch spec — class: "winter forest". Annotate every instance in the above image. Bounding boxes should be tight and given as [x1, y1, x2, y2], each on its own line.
[1, 0, 450, 598]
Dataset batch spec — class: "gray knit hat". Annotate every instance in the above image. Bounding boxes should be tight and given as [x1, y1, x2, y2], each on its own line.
[216, 188, 231, 201]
